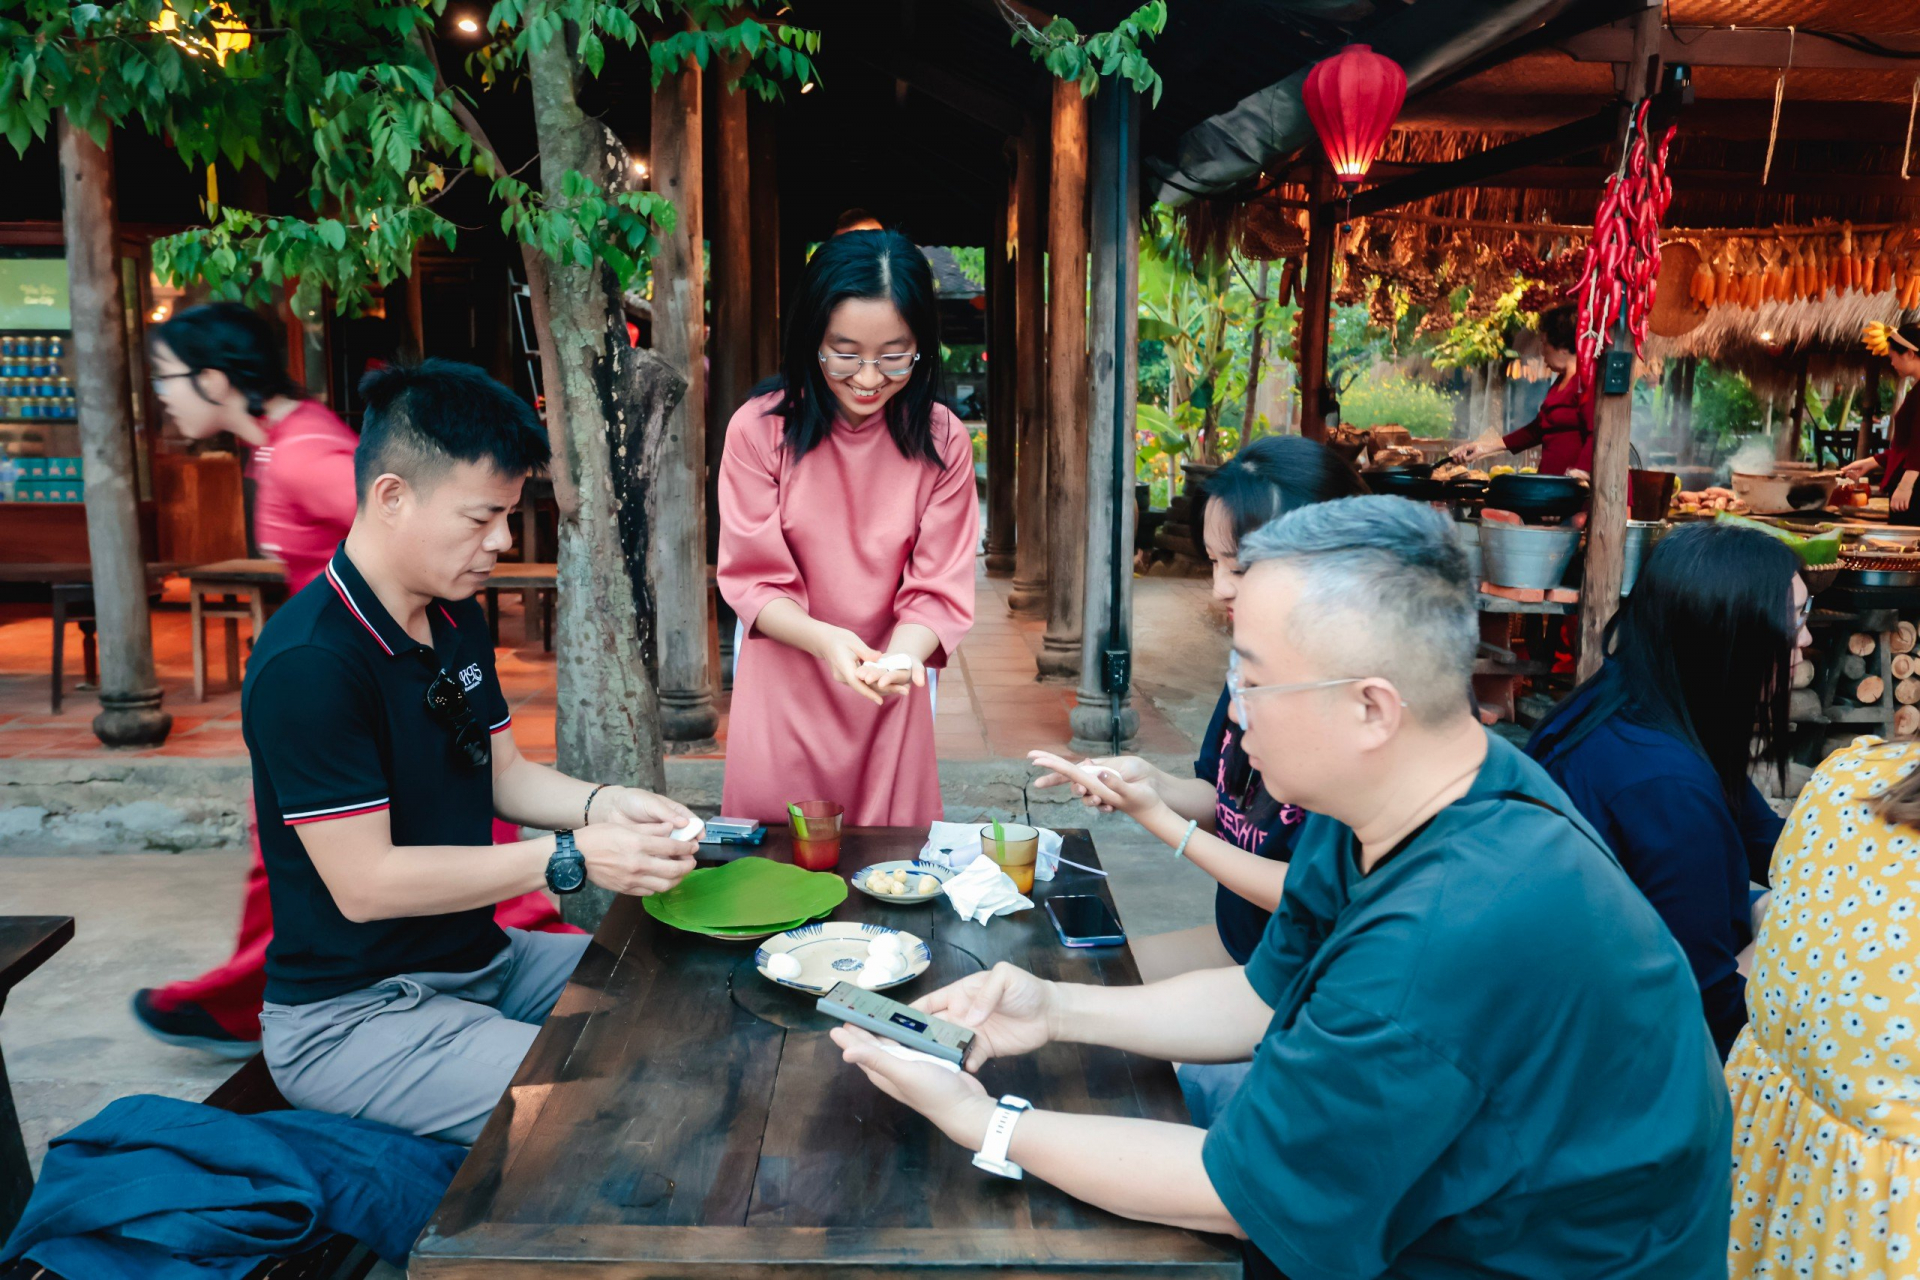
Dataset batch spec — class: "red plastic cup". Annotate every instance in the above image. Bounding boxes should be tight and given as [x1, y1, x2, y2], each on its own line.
[790, 800, 845, 871]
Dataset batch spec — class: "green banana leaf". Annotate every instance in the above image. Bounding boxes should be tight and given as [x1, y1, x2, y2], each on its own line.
[1714, 513, 1841, 567]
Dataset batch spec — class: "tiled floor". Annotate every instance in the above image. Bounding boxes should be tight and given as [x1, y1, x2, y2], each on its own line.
[0, 562, 1216, 763]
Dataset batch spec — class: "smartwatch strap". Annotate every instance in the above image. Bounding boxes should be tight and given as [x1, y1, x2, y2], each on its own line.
[971, 1095, 1032, 1180]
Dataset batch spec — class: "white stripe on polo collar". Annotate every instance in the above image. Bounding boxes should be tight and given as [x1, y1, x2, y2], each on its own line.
[324, 560, 396, 656]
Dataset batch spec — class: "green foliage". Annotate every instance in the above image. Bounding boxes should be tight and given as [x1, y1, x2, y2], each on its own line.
[1004, 0, 1165, 104]
[1690, 363, 1769, 447]
[1428, 281, 1527, 372]
[944, 246, 985, 289]
[1338, 372, 1454, 436]
[0, 0, 818, 313]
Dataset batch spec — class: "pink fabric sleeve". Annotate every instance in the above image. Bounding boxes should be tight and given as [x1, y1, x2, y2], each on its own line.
[277, 431, 359, 537]
[893, 408, 980, 664]
[717, 402, 807, 634]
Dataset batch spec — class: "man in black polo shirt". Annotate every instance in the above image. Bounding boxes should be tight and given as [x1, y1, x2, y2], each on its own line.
[247, 360, 699, 1145]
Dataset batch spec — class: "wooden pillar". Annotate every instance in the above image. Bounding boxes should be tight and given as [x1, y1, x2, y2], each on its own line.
[1782, 358, 1810, 462]
[1858, 359, 1882, 462]
[1037, 80, 1089, 681]
[59, 115, 170, 747]
[748, 96, 781, 381]
[707, 57, 753, 562]
[1070, 78, 1141, 753]
[1576, 6, 1661, 681]
[1296, 165, 1337, 441]
[984, 173, 1018, 576]
[651, 53, 717, 746]
[1006, 120, 1049, 616]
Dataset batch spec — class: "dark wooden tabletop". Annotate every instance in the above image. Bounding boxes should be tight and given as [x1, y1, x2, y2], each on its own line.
[182, 558, 287, 583]
[0, 917, 73, 1016]
[411, 828, 1238, 1277]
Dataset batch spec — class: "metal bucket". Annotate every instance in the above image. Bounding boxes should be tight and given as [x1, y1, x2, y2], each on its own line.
[1480, 521, 1581, 590]
[1621, 520, 1668, 595]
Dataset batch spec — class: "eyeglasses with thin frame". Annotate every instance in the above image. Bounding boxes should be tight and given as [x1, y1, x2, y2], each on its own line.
[1792, 595, 1814, 629]
[1225, 650, 1368, 727]
[151, 372, 194, 393]
[818, 350, 920, 380]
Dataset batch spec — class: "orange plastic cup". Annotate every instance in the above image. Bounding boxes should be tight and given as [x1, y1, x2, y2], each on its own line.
[791, 801, 845, 871]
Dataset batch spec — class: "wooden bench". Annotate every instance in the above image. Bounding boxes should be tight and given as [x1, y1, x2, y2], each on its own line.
[0, 1056, 377, 1280]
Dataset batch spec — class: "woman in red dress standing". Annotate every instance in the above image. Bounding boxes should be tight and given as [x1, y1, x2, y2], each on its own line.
[134, 304, 573, 1057]
[1450, 305, 1595, 476]
[718, 230, 978, 826]
[1841, 323, 1920, 519]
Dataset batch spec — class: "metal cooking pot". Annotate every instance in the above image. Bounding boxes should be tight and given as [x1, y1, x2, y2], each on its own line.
[1485, 473, 1589, 523]
[1364, 464, 1445, 502]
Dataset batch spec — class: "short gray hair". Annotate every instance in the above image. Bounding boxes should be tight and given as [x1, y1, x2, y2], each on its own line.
[1237, 495, 1476, 723]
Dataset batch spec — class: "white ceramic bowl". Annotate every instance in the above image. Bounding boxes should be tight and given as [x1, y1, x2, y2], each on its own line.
[851, 860, 949, 905]
[755, 922, 932, 994]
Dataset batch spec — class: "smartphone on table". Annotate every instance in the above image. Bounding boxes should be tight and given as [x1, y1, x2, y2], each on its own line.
[1046, 895, 1126, 947]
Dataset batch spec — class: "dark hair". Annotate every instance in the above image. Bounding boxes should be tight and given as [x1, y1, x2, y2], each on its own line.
[834, 208, 882, 234]
[1528, 522, 1799, 801]
[762, 229, 944, 467]
[1203, 435, 1368, 549]
[149, 302, 303, 418]
[354, 359, 550, 500]
[1539, 305, 1578, 355]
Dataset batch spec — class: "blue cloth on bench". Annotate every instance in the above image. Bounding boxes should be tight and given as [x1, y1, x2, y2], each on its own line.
[1, 1094, 464, 1279]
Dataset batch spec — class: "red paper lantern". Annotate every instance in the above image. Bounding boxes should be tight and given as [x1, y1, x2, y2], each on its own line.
[1302, 44, 1407, 186]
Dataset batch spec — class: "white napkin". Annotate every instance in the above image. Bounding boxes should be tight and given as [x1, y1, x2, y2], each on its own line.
[941, 855, 1034, 924]
[919, 820, 1063, 881]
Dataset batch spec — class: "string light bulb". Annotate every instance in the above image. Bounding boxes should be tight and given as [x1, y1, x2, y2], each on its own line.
[455, 14, 480, 34]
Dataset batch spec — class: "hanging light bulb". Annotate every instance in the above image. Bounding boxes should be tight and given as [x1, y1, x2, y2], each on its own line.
[1301, 45, 1407, 186]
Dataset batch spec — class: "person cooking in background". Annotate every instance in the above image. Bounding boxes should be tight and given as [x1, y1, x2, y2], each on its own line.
[1448, 305, 1594, 477]
[133, 304, 576, 1060]
[1840, 322, 1920, 516]
[717, 228, 978, 826]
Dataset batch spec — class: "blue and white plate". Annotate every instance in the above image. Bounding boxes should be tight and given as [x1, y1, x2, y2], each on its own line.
[851, 860, 949, 905]
[755, 922, 932, 994]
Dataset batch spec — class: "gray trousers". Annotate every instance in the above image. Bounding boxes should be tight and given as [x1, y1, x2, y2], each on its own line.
[259, 928, 592, 1145]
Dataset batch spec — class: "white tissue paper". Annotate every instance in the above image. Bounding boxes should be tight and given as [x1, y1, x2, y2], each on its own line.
[940, 855, 1035, 925]
[918, 821, 1063, 881]
[874, 1038, 962, 1073]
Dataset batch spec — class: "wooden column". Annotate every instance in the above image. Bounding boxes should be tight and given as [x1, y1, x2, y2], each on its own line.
[1037, 80, 1089, 681]
[651, 54, 717, 746]
[1858, 360, 1882, 462]
[59, 115, 170, 747]
[1006, 120, 1049, 616]
[1782, 357, 1810, 461]
[984, 173, 1018, 576]
[1296, 165, 1337, 441]
[707, 58, 753, 561]
[1070, 79, 1141, 753]
[748, 96, 781, 381]
[1576, 5, 1662, 681]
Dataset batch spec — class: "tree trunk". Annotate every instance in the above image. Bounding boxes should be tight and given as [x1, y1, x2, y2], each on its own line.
[1241, 260, 1269, 441]
[1483, 357, 1506, 439]
[58, 114, 170, 748]
[1006, 119, 1049, 617]
[1037, 79, 1089, 682]
[652, 46, 717, 749]
[526, 34, 676, 927]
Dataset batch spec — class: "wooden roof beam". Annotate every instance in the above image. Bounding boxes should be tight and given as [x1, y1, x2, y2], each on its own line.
[844, 49, 1031, 137]
[1561, 22, 1920, 71]
[1365, 159, 1920, 198]
[1338, 106, 1621, 219]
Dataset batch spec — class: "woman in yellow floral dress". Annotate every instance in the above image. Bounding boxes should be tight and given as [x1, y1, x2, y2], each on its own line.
[1729, 734, 1920, 1277]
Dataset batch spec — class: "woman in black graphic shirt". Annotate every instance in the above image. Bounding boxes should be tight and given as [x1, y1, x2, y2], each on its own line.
[1033, 436, 1365, 973]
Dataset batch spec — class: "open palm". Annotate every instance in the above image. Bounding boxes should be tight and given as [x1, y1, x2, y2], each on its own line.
[915, 962, 1056, 1072]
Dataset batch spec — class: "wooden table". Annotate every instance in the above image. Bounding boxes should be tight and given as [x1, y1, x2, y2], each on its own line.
[484, 562, 556, 650]
[412, 829, 1238, 1278]
[0, 917, 74, 1242]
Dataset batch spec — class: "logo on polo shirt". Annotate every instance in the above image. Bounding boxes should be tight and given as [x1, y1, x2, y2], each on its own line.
[458, 662, 483, 692]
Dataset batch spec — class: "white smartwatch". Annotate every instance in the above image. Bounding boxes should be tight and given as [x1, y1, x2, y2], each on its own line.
[971, 1095, 1032, 1180]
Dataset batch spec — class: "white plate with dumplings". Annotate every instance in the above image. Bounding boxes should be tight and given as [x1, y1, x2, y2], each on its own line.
[852, 860, 948, 904]
[754, 922, 931, 994]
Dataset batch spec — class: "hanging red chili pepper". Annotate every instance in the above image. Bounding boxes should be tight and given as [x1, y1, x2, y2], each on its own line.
[1570, 99, 1676, 394]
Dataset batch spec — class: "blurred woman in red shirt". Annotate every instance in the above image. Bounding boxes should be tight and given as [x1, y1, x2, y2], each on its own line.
[1841, 323, 1920, 517]
[1450, 305, 1594, 477]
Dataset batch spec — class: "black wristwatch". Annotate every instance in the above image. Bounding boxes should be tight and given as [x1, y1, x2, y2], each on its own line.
[546, 829, 587, 894]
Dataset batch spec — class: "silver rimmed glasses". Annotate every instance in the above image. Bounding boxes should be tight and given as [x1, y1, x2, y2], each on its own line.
[818, 351, 920, 380]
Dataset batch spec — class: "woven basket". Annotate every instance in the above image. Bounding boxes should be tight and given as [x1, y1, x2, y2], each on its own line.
[1238, 199, 1307, 261]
